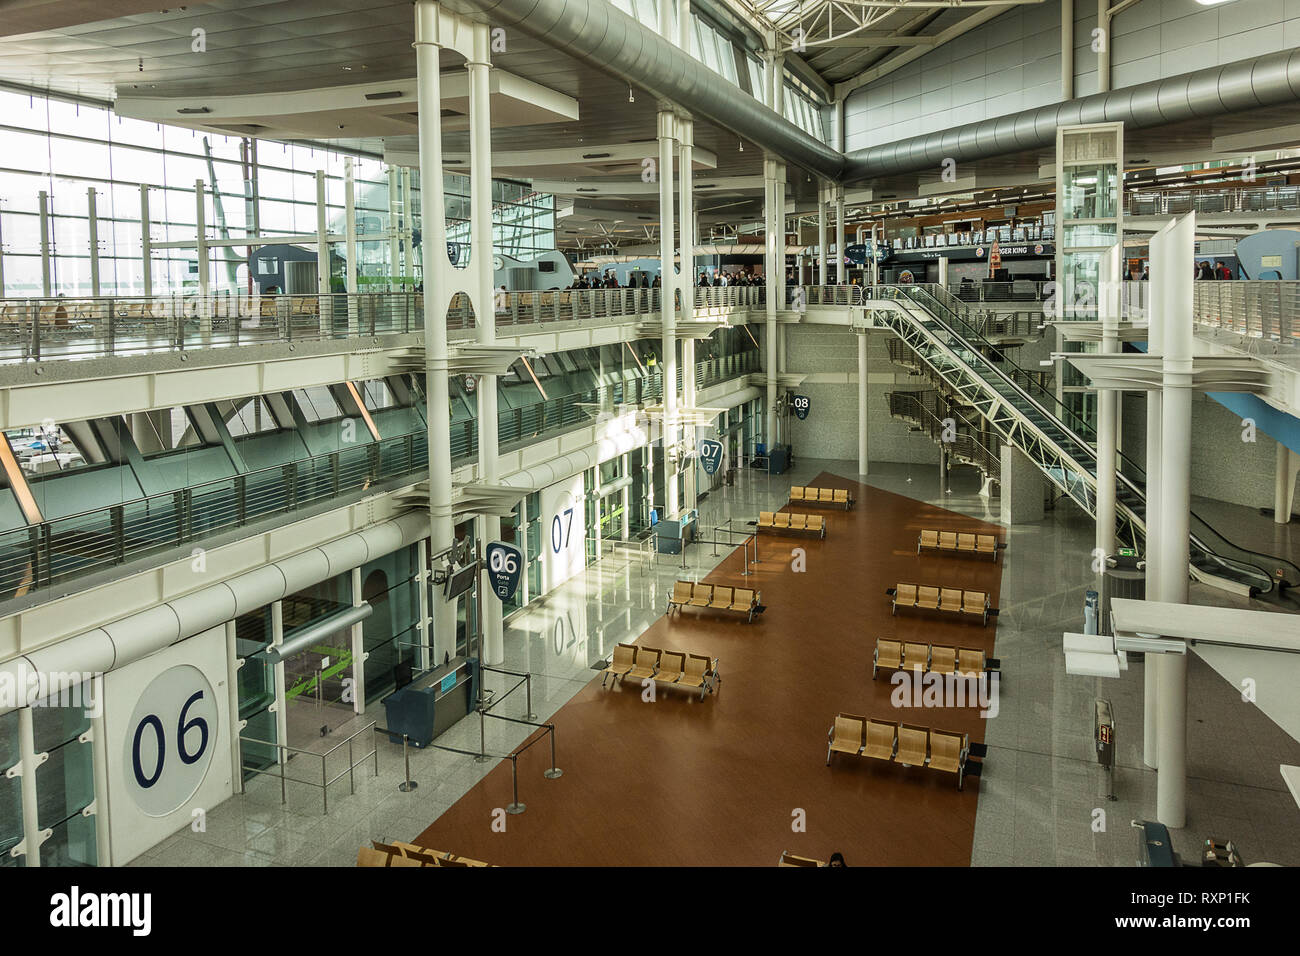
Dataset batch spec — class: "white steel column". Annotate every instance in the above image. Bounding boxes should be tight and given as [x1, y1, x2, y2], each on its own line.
[350, 566, 366, 715]
[87, 188, 101, 297]
[658, 108, 680, 517]
[16, 707, 41, 866]
[271, 600, 287, 773]
[140, 185, 153, 297]
[415, 0, 459, 662]
[937, 255, 948, 290]
[835, 187, 846, 284]
[224, 621, 245, 795]
[388, 167, 402, 288]
[195, 180, 210, 336]
[1155, 213, 1194, 828]
[316, 170, 330, 335]
[38, 191, 51, 297]
[469, 22, 504, 666]
[857, 331, 869, 474]
[764, 158, 780, 449]
[344, 157, 359, 335]
[1143, 223, 1166, 770]
[679, 114, 698, 512]
[1095, 243, 1121, 579]
[817, 186, 828, 287]
[402, 167, 414, 278]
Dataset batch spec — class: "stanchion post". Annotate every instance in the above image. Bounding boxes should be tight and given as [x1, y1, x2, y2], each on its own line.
[398, 733, 418, 792]
[544, 725, 563, 779]
[476, 710, 489, 763]
[526, 673, 537, 721]
[506, 755, 525, 814]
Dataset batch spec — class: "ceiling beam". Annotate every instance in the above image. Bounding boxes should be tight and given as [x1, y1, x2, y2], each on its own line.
[834, 6, 1006, 99]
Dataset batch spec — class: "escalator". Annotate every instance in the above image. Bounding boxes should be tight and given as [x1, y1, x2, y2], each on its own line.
[875, 283, 1300, 599]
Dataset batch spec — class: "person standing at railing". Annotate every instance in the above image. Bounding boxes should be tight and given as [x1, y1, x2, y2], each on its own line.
[1215, 260, 1235, 281]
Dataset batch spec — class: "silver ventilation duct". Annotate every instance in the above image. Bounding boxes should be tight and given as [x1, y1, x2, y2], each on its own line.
[457, 0, 845, 180]
[842, 48, 1300, 183]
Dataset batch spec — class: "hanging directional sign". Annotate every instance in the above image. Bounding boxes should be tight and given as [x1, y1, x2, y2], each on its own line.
[792, 394, 812, 421]
[698, 438, 725, 476]
[484, 541, 523, 601]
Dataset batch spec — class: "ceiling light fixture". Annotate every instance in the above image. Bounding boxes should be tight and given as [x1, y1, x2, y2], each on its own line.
[628, 86, 635, 103]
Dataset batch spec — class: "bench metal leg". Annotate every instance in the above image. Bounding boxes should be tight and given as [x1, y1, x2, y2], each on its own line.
[826, 744, 833, 766]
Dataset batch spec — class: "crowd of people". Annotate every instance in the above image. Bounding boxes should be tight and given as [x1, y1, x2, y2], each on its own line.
[1196, 260, 1236, 280]
[567, 267, 772, 289]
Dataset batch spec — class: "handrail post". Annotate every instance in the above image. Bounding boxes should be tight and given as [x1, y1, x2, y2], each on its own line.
[280, 744, 287, 805]
[321, 750, 328, 814]
[348, 736, 356, 795]
[525, 672, 537, 721]
[477, 708, 489, 762]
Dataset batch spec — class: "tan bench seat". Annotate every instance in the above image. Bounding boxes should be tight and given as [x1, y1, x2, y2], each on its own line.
[918, 528, 1003, 561]
[862, 719, 898, 761]
[601, 642, 638, 686]
[826, 713, 866, 764]
[667, 580, 759, 622]
[789, 485, 854, 510]
[626, 646, 660, 682]
[891, 582, 993, 626]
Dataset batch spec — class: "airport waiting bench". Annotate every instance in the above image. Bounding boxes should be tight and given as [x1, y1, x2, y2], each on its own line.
[599, 643, 721, 699]
[778, 851, 827, 867]
[666, 580, 760, 622]
[917, 530, 1003, 561]
[360, 841, 491, 867]
[888, 583, 993, 626]
[789, 486, 853, 510]
[870, 638, 1001, 682]
[825, 714, 974, 790]
[757, 510, 826, 538]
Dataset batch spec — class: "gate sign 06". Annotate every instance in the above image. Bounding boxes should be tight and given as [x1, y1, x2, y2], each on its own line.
[792, 394, 812, 420]
[698, 438, 725, 476]
[485, 541, 523, 601]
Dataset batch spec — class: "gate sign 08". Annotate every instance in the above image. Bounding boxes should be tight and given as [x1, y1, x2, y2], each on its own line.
[698, 438, 724, 476]
[792, 394, 812, 420]
[485, 541, 523, 601]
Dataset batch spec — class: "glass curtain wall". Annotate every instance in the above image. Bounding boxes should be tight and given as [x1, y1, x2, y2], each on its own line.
[32, 698, 96, 866]
[0, 89, 556, 297]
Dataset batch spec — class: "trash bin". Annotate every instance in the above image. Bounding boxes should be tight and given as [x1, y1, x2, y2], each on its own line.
[1084, 589, 1099, 635]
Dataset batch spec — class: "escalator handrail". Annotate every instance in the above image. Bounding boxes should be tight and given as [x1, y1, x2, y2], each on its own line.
[879, 284, 1294, 590]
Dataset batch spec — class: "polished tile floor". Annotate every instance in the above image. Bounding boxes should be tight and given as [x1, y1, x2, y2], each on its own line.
[130, 456, 1300, 867]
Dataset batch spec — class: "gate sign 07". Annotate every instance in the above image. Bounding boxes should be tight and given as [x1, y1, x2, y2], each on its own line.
[792, 394, 812, 420]
[698, 438, 725, 476]
[485, 541, 523, 601]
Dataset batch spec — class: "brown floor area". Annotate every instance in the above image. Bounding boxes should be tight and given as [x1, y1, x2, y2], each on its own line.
[414, 474, 1006, 866]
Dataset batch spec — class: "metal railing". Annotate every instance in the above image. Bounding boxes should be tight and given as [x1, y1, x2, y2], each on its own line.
[0, 286, 763, 366]
[1192, 280, 1300, 343]
[886, 391, 1001, 479]
[238, 718, 378, 814]
[0, 430, 428, 602]
[1127, 184, 1300, 218]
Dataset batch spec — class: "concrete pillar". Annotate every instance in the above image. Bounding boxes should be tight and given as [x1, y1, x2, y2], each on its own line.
[87, 188, 101, 297]
[835, 187, 846, 284]
[38, 191, 51, 297]
[937, 255, 948, 290]
[857, 332, 869, 474]
[1000, 443, 1044, 526]
[764, 157, 780, 451]
[658, 109, 679, 517]
[344, 157, 358, 334]
[1155, 213, 1195, 829]
[620, 452, 631, 540]
[1275, 440, 1297, 523]
[387, 167, 401, 287]
[1142, 223, 1167, 771]
[1061, 0, 1074, 99]
[195, 180, 211, 336]
[468, 22, 503, 666]
[679, 115, 698, 512]
[316, 169, 330, 335]
[817, 186, 829, 286]
[414, 0, 458, 662]
[140, 185, 153, 298]
[1095, 243, 1121, 577]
